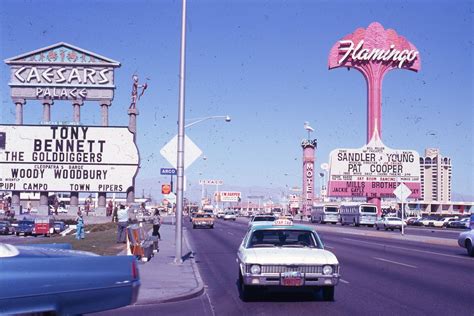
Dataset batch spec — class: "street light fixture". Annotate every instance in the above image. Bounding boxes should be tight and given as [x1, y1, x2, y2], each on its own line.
[184, 115, 231, 129]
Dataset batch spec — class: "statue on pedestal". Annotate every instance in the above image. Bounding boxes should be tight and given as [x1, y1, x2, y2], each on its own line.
[129, 75, 148, 109]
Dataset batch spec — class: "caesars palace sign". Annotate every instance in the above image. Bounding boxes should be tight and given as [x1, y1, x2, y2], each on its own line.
[5, 42, 119, 101]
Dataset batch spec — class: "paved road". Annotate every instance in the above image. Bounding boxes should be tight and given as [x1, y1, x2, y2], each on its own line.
[184, 218, 473, 316]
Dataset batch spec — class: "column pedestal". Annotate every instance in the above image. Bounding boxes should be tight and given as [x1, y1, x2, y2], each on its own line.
[14, 99, 26, 125]
[96, 193, 107, 216]
[100, 100, 111, 126]
[11, 191, 21, 215]
[69, 192, 79, 215]
[38, 192, 49, 216]
[127, 108, 139, 204]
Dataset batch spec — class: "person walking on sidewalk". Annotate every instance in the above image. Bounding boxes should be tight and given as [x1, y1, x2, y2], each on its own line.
[152, 208, 162, 240]
[117, 204, 129, 243]
[75, 210, 85, 240]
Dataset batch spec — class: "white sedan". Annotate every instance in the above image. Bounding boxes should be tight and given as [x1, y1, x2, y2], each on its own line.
[375, 217, 406, 231]
[458, 229, 474, 257]
[237, 219, 340, 301]
[223, 212, 237, 221]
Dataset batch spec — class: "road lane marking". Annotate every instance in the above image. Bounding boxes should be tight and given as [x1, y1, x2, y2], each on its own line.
[340, 279, 350, 284]
[373, 257, 417, 269]
[227, 232, 235, 236]
[341, 237, 472, 261]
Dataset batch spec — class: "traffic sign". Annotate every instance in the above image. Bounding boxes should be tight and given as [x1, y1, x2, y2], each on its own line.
[160, 135, 202, 170]
[394, 183, 412, 202]
[160, 168, 177, 175]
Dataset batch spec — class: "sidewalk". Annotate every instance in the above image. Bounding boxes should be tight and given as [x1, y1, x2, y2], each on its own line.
[131, 217, 204, 305]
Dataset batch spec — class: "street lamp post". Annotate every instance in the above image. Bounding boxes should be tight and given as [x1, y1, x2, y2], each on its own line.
[175, 0, 187, 264]
[185, 115, 231, 129]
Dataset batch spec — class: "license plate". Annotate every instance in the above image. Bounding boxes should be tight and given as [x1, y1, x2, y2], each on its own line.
[281, 271, 303, 286]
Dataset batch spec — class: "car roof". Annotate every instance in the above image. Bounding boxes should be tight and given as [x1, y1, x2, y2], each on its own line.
[250, 224, 314, 232]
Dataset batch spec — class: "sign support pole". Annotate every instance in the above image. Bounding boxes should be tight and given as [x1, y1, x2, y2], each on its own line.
[175, 0, 187, 264]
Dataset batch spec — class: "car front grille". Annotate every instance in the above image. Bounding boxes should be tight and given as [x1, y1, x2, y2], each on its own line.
[246, 265, 338, 274]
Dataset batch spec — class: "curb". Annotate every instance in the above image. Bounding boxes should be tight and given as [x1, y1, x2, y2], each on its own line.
[294, 220, 459, 247]
[132, 226, 205, 305]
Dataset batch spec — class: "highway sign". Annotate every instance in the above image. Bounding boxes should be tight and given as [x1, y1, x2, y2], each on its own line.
[160, 168, 177, 175]
[160, 135, 202, 170]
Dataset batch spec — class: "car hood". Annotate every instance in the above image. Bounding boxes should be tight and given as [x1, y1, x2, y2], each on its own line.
[241, 247, 338, 265]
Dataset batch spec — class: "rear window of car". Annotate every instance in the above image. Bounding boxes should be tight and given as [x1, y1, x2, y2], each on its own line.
[247, 229, 321, 249]
[196, 214, 211, 218]
[253, 216, 276, 222]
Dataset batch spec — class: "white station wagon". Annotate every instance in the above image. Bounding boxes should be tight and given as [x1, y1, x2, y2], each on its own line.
[237, 219, 340, 301]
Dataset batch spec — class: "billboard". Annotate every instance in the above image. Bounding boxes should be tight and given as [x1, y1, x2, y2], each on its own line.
[0, 124, 139, 192]
[327, 135, 420, 199]
[219, 191, 241, 202]
[5, 42, 120, 102]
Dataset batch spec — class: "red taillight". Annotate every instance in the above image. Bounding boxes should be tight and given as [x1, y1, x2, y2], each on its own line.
[132, 259, 139, 280]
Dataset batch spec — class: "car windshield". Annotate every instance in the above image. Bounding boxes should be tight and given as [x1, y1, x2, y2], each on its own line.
[325, 207, 338, 213]
[247, 229, 320, 248]
[253, 216, 275, 222]
[196, 214, 211, 218]
[387, 218, 400, 221]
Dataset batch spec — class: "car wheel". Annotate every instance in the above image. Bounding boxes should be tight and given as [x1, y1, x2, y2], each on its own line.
[390, 228, 394, 231]
[16, 232, 19, 236]
[211, 225, 214, 229]
[193, 225, 196, 229]
[239, 273, 253, 301]
[384, 225, 388, 231]
[466, 240, 474, 257]
[376, 226, 380, 230]
[322, 286, 335, 301]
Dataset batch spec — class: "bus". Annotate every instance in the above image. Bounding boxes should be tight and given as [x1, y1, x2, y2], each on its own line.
[339, 202, 377, 227]
[311, 204, 339, 224]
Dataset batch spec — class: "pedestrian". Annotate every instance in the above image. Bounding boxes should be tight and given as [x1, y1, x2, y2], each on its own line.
[107, 200, 113, 217]
[152, 208, 162, 240]
[75, 210, 85, 240]
[112, 203, 118, 223]
[116, 204, 129, 243]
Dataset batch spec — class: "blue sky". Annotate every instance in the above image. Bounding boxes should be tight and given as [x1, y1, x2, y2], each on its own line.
[1, 0, 472, 201]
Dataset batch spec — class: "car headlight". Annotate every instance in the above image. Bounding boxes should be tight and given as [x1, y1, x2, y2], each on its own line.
[250, 264, 261, 274]
[322, 265, 333, 275]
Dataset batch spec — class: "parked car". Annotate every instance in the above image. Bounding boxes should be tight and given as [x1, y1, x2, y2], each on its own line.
[405, 217, 420, 225]
[422, 215, 442, 227]
[216, 210, 225, 219]
[0, 243, 140, 314]
[0, 221, 12, 235]
[237, 219, 340, 301]
[375, 217, 405, 231]
[458, 229, 474, 257]
[223, 211, 237, 221]
[15, 219, 35, 236]
[427, 217, 457, 228]
[448, 218, 470, 229]
[33, 217, 56, 237]
[53, 221, 67, 233]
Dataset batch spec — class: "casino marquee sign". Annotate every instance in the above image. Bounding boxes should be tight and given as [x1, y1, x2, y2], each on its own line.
[5, 42, 120, 101]
[0, 125, 139, 193]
